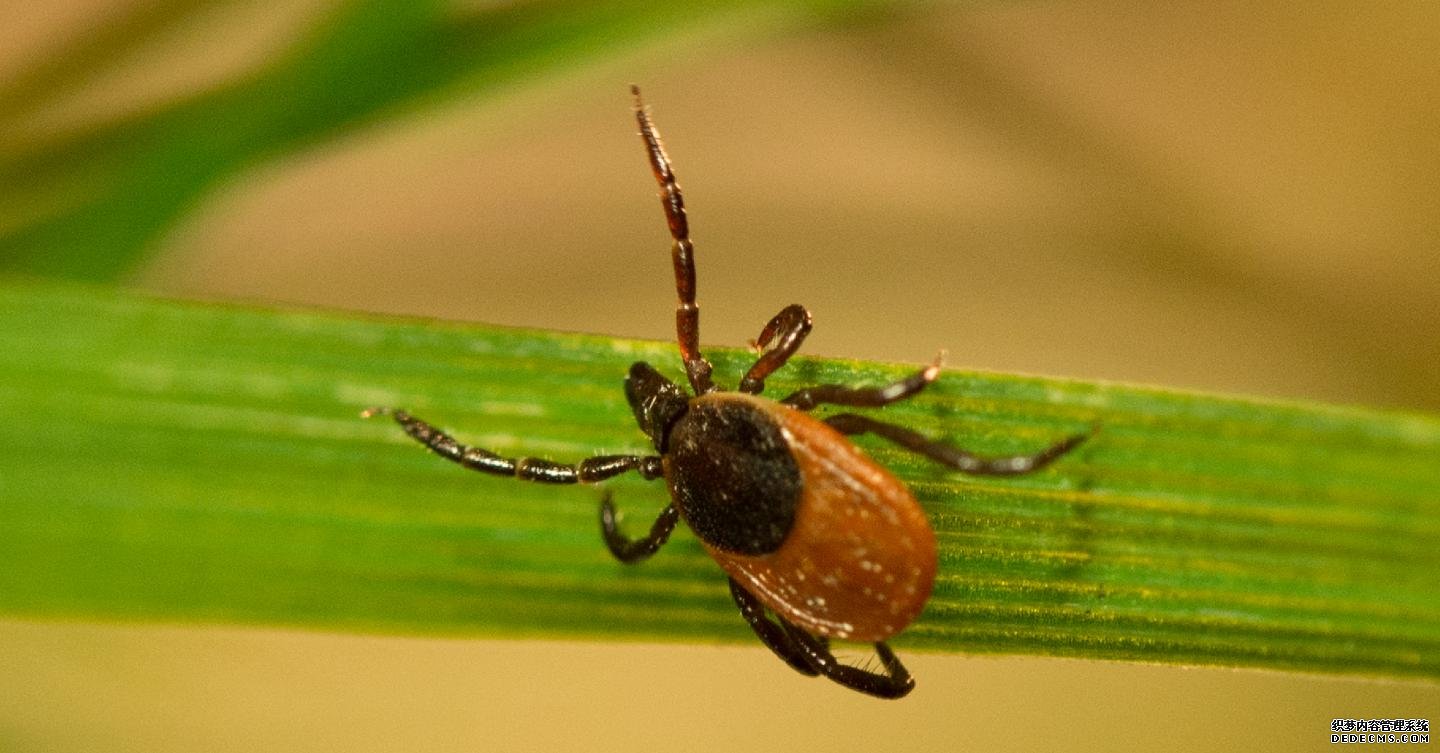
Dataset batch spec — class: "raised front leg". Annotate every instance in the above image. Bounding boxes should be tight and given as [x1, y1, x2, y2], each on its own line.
[739, 304, 812, 395]
[632, 86, 714, 394]
[363, 407, 663, 483]
[826, 413, 1092, 476]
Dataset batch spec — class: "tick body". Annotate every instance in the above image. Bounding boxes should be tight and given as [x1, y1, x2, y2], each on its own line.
[668, 391, 936, 643]
[365, 86, 1089, 699]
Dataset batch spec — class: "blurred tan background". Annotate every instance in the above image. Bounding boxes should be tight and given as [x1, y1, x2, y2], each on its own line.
[125, 3, 1440, 411]
[3, 1, 1437, 751]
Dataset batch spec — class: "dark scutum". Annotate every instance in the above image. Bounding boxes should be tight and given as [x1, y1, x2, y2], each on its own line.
[665, 398, 803, 555]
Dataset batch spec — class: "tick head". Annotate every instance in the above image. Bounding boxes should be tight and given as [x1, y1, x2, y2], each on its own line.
[624, 361, 689, 453]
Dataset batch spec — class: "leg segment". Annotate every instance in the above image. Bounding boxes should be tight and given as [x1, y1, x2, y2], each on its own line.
[363, 407, 663, 483]
[779, 620, 915, 699]
[600, 492, 680, 564]
[728, 579, 820, 677]
[632, 85, 714, 395]
[739, 304, 813, 395]
[826, 413, 1091, 476]
[782, 354, 942, 410]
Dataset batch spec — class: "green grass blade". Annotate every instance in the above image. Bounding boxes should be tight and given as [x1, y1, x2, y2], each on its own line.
[0, 0, 865, 280]
[2, 278, 1438, 679]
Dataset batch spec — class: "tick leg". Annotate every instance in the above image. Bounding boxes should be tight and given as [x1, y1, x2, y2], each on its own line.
[781, 354, 942, 410]
[727, 578, 820, 677]
[739, 304, 813, 395]
[363, 407, 663, 483]
[779, 620, 915, 699]
[600, 492, 680, 564]
[632, 86, 715, 395]
[826, 413, 1092, 476]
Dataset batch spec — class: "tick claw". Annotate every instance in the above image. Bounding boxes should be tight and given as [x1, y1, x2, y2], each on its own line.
[923, 351, 946, 382]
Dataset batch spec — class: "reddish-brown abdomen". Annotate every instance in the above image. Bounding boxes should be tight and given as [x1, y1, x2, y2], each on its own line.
[701, 395, 937, 642]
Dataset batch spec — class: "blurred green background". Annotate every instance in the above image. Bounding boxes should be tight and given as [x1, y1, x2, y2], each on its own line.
[2, 1, 1436, 751]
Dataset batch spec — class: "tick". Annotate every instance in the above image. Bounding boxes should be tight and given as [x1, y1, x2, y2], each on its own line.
[364, 86, 1090, 699]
